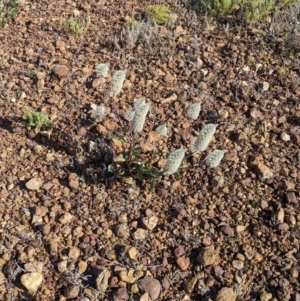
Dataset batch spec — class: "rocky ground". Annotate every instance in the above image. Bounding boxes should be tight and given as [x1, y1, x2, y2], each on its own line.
[0, 0, 299, 300]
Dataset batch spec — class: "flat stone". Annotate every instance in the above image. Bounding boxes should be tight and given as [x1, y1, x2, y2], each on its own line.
[138, 276, 161, 300]
[141, 216, 158, 231]
[20, 272, 43, 293]
[96, 268, 111, 293]
[25, 178, 43, 190]
[197, 246, 216, 266]
[63, 284, 80, 299]
[52, 65, 69, 78]
[216, 287, 237, 301]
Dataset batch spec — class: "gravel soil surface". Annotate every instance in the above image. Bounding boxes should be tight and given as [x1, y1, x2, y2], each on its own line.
[0, 0, 299, 300]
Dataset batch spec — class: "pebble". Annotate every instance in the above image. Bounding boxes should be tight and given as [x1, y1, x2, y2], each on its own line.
[138, 276, 161, 300]
[215, 287, 237, 301]
[78, 261, 87, 274]
[96, 268, 111, 293]
[281, 132, 290, 141]
[63, 284, 80, 299]
[174, 245, 185, 257]
[68, 246, 81, 261]
[68, 173, 79, 190]
[176, 256, 190, 271]
[119, 269, 143, 284]
[57, 260, 68, 273]
[115, 223, 130, 239]
[141, 216, 158, 230]
[113, 287, 129, 300]
[161, 277, 170, 290]
[59, 212, 74, 224]
[197, 246, 216, 266]
[232, 260, 244, 270]
[133, 228, 147, 240]
[260, 290, 272, 301]
[126, 246, 138, 261]
[20, 272, 43, 293]
[221, 225, 235, 236]
[52, 65, 69, 78]
[183, 277, 198, 293]
[25, 178, 43, 190]
[24, 261, 43, 273]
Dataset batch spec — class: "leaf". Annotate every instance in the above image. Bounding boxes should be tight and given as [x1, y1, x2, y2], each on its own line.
[187, 102, 201, 120]
[205, 150, 227, 168]
[190, 124, 218, 153]
[164, 149, 187, 175]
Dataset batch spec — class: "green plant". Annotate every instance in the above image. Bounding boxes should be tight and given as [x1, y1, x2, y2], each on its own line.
[113, 139, 161, 189]
[193, 0, 297, 22]
[145, 4, 171, 25]
[22, 107, 53, 133]
[0, 0, 19, 27]
[59, 14, 91, 34]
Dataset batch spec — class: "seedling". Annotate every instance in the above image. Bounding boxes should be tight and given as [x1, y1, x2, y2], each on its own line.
[22, 107, 53, 133]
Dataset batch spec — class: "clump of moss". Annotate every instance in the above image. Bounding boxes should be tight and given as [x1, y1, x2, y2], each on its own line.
[22, 107, 53, 133]
[145, 5, 171, 25]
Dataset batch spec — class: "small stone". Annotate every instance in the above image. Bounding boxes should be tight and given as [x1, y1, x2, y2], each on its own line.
[141, 216, 158, 231]
[236, 225, 246, 233]
[35, 206, 48, 217]
[174, 245, 185, 257]
[161, 277, 170, 290]
[64, 284, 80, 299]
[92, 77, 105, 88]
[260, 290, 272, 301]
[138, 277, 161, 301]
[24, 261, 43, 273]
[119, 269, 144, 284]
[96, 268, 111, 293]
[133, 228, 147, 240]
[286, 192, 298, 204]
[20, 272, 43, 293]
[176, 256, 190, 271]
[113, 287, 129, 300]
[275, 208, 284, 223]
[221, 225, 234, 236]
[57, 260, 68, 273]
[183, 277, 198, 293]
[281, 132, 290, 141]
[68, 173, 79, 190]
[25, 178, 43, 190]
[232, 260, 244, 270]
[115, 223, 130, 239]
[127, 246, 138, 261]
[216, 287, 237, 301]
[68, 247, 81, 261]
[78, 261, 88, 274]
[53, 65, 69, 78]
[197, 246, 216, 266]
[277, 223, 289, 232]
[59, 212, 73, 224]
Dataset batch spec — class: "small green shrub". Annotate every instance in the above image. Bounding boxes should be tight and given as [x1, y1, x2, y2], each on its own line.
[59, 14, 91, 34]
[0, 0, 19, 27]
[193, 0, 296, 21]
[145, 4, 171, 25]
[22, 107, 53, 133]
